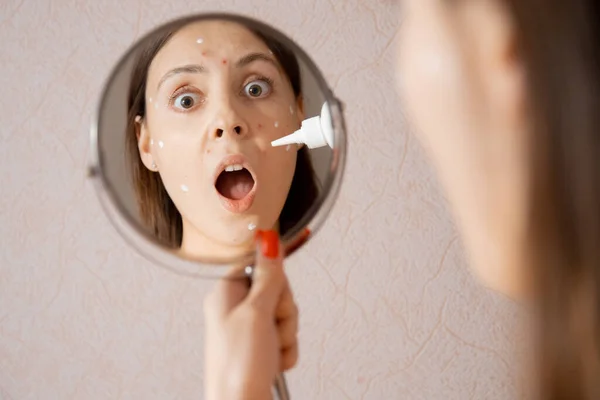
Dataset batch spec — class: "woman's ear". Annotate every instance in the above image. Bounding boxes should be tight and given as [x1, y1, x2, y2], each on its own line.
[136, 116, 157, 171]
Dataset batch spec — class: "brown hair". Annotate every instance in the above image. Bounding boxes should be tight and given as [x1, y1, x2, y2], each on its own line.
[125, 21, 319, 248]
[503, 1, 600, 398]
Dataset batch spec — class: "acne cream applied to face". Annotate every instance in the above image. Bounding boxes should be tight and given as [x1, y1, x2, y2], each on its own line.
[271, 102, 334, 150]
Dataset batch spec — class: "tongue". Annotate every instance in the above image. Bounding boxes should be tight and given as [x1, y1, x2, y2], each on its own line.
[216, 170, 254, 200]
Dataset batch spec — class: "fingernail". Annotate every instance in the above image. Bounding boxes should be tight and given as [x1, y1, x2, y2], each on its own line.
[256, 230, 279, 259]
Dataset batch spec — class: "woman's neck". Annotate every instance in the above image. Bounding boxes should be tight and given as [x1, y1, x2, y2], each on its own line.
[178, 220, 280, 261]
[179, 221, 253, 261]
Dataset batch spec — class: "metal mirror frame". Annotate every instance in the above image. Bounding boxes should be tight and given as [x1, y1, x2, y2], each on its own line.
[88, 12, 347, 279]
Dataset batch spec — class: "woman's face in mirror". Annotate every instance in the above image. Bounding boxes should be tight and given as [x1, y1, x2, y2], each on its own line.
[136, 20, 304, 257]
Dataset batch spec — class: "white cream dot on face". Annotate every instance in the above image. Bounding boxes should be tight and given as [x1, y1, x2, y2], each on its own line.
[286, 145, 291, 151]
[154, 102, 159, 109]
[150, 139, 154, 146]
[289, 105, 294, 114]
[248, 223, 257, 231]
[158, 141, 164, 148]
[196, 38, 204, 44]
[181, 184, 189, 193]
[244, 266, 253, 275]
[274, 121, 279, 128]
[148, 97, 153, 103]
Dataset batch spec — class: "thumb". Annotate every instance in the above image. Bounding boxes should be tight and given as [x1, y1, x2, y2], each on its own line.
[246, 230, 285, 313]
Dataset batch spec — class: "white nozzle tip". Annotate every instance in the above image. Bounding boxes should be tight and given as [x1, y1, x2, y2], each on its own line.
[271, 131, 303, 147]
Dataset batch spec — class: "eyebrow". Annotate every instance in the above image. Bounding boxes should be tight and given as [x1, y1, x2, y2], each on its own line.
[155, 52, 279, 90]
[235, 52, 278, 69]
[157, 64, 205, 90]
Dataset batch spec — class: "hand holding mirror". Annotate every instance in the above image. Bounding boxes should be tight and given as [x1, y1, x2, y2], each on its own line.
[88, 13, 347, 398]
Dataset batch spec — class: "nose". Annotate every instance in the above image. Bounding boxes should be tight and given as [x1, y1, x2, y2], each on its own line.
[208, 99, 248, 140]
[214, 125, 242, 138]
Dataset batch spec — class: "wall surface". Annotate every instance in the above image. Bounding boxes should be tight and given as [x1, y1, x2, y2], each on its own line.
[0, 0, 519, 399]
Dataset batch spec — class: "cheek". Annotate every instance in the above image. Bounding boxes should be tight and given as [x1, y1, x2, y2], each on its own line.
[153, 143, 206, 188]
[149, 116, 209, 159]
[249, 96, 300, 133]
[254, 113, 300, 143]
[268, 151, 297, 193]
[259, 137, 297, 172]
[155, 148, 186, 176]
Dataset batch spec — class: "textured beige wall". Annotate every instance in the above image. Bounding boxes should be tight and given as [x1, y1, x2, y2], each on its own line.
[0, 1, 520, 399]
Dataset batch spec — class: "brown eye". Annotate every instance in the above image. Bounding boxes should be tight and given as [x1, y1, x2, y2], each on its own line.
[173, 92, 201, 110]
[180, 96, 194, 108]
[244, 80, 271, 98]
[248, 84, 262, 96]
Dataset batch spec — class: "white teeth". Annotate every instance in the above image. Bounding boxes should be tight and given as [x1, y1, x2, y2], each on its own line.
[224, 164, 244, 172]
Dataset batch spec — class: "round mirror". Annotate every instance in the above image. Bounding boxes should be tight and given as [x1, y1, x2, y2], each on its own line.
[88, 13, 347, 278]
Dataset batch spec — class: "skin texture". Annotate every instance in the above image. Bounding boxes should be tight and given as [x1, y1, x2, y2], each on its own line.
[204, 0, 535, 396]
[396, 0, 530, 298]
[136, 20, 304, 260]
[203, 233, 298, 400]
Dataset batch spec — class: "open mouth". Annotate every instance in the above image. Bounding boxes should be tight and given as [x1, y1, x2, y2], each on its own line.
[214, 156, 257, 213]
[215, 165, 255, 200]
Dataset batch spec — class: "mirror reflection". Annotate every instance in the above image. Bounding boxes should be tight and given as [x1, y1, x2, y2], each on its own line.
[97, 16, 339, 264]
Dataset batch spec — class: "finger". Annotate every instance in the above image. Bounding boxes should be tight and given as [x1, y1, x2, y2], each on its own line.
[277, 307, 298, 350]
[276, 276, 297, 322]
[204, 273, 250, 319]
[276, 280, 298, 350]
[280, 342, 299, 372]
[245, 230, 286, 313]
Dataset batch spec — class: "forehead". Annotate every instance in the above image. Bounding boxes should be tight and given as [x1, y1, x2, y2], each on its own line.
[176, 20, 268, 50]
[148, 20, 270, 74]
